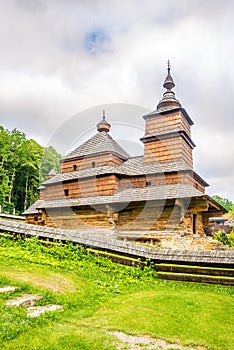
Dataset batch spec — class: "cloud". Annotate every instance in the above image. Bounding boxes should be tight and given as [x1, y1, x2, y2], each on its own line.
[0, 0, 233, 200]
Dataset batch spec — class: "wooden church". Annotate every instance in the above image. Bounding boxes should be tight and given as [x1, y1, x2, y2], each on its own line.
[24, 65, 226, 241]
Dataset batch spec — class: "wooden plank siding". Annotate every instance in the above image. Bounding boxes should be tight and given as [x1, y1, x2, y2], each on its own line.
[143, 137, 193, 167]
[43, 175, 119, 200]
[118, 172, 205, 193]
[145, 111, 191, 137]
[60, 153, 124, 173]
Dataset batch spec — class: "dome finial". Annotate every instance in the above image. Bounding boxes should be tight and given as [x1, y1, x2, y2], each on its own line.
[156, 62, 181, 110]
[97, 110, 111, 132]
[167, 59, 170, 73]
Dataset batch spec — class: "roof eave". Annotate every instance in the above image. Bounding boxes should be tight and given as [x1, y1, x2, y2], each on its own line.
[143, 107, 194, 126]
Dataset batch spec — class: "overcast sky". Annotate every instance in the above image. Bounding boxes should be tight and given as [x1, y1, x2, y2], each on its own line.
[0, 0, 233, 201]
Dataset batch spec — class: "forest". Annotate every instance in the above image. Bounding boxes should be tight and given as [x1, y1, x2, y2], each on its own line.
[0, 125, 61, 215]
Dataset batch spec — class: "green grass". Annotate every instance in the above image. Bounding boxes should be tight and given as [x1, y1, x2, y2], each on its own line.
[0, 235, 233, 350]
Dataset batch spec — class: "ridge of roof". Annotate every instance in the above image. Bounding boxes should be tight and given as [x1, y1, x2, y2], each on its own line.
[62, 131, 130, 161]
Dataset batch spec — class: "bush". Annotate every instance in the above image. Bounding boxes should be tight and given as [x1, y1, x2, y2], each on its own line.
[214, 230, 234, 247]
[229, 230, 234, 246]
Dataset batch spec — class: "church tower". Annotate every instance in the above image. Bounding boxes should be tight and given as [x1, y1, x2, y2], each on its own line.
[141, 62, 195, 168]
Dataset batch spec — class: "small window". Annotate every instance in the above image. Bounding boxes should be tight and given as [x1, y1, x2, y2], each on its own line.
[92, 161, 95, 168]
[73, 164, 77, 171]
[34, 216, 38, 222]
[146, 181, 151, 187]
[64, 189, 69, 197]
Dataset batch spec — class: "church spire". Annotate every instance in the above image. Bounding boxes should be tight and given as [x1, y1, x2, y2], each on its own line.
[97, 110, 111, 132]
[157, 60, 181, 110]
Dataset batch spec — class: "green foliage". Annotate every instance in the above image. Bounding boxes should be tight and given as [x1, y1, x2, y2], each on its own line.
[0, 236, 156, 290]
[212, 195, 233, 212]
[214, 230, 234, 247]
[229, 205, 234, 218]
[228, 229, 234, 246]
[40, 146, 61, 183]
[0, 125, 61, 214]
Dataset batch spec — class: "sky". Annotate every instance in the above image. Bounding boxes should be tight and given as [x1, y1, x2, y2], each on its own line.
[0, 0, 233, 201]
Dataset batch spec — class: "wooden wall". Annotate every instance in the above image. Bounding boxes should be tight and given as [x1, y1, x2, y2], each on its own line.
[42, 170, 205, 203]
[60, 153, 124, 173]
[143, 136, 193, 167]
[27, 197, 211, 235]
[40, 205, 113, 229]
[39, 189, 45, 200]
[116, 171, 201, 192]
[43, 174, 119, 200]
[26, 213, 44, 225]
[145, 110, 191, 137]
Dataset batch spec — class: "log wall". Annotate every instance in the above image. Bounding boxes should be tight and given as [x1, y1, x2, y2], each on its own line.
[32, 199, 205, 234]
[25, 196, 209, 235]
[41, 205, 113, 229]
[25, 212, 44, 226]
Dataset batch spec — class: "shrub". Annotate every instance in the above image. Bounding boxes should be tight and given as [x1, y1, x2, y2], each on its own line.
[214, 230, 234, 247]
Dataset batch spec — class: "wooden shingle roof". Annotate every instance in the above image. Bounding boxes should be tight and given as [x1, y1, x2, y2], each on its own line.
[24, 183, 205, 213]
[62, 131, 130, 161]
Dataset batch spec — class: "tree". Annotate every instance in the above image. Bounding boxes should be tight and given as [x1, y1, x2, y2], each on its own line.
[0, 127, 27, 212]
[13, 139, 44, 212]
[40, 146, 61, 183]
[212, 195, 233, 212]
[0, 125, 61, 214]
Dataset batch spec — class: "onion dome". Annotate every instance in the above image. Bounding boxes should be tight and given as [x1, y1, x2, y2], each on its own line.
[157, 61, 181, 110]
[97, 110, 111, 132]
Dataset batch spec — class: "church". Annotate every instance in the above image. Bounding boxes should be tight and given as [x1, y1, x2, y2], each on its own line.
[24, 65, 226, 243]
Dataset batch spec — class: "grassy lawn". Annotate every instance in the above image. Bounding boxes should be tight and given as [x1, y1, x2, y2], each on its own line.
[0, 235, 233, 350]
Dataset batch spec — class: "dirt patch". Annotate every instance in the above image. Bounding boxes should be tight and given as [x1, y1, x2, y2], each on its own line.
[110, 331, 205, 350]
[0, 266, 77, 292]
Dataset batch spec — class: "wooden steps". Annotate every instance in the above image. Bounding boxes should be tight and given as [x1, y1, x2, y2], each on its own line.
[155, 264, 234, 285]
